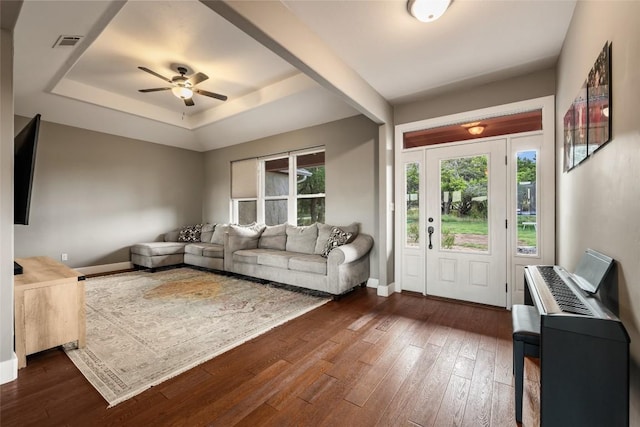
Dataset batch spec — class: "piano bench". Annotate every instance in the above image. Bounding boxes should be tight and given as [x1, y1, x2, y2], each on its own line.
[512, 304, 540, 424]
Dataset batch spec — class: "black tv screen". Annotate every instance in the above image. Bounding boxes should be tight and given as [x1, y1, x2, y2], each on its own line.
[14, 114, 41, 225]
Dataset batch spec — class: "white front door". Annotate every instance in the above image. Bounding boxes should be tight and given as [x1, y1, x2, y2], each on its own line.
[424, 139, 507, 306]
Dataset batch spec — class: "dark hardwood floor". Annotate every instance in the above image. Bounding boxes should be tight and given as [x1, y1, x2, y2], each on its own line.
[1, 287, 540, 426]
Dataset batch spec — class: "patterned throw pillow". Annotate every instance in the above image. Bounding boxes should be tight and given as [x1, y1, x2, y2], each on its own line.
[321, 227, 353, 258]
[178, 224, 203, 242]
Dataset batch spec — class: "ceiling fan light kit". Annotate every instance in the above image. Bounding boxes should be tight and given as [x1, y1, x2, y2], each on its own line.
[171, 86, 193, 100]
[408, 0, 452, 22]
[137, 65, 228, 106]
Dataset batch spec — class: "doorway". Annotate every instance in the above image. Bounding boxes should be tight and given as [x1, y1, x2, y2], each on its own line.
[395, 96, 556, 308]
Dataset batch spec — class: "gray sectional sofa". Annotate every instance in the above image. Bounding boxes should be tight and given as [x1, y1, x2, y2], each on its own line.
[130, 222, 373, 296]
[131, 223, 225, 271]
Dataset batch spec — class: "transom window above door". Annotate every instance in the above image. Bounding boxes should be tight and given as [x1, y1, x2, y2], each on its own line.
[403, 110, 542, 149]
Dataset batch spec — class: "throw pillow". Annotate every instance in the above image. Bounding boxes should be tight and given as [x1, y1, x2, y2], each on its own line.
[321, 226, 353, 258]
[285, 223, 318, 254]
[314, 222, 359, 254]
[178, 224, 203, 242]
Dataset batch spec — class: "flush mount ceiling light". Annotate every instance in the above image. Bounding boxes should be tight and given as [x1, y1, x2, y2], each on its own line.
[408, 0, 452, 23]
[461, 122, 486, 135]
[467, 125, 486, 135]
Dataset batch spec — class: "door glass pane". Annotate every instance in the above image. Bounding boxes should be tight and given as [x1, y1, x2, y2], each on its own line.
[265, 158, 289, 197]
[406, 163, 420, 247]
[265, 199, 287, 226]
[516, 150, 538, 255]
[297, 197, 325, 226]
[440, 155, 488, 252]
[238, 200, 257, 225]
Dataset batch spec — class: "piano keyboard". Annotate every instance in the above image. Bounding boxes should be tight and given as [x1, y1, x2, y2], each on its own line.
[537, 266, 593, 315]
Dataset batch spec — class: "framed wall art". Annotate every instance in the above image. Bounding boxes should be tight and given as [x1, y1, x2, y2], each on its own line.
[573, 81, 588, 167]
[564, 41, 612, 172]
[587, 41, 611, 154]
[563, 104, 575, 172]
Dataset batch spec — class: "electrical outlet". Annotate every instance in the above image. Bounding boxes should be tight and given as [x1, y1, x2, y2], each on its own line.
[61, 253, 68, 261]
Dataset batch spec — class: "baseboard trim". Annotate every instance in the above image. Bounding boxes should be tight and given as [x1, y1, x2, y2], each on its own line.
[75, 261, 133, 276]
[377, 281, 396, 297]
[366, 278, 379, 288]
[0, 353, 17, 384]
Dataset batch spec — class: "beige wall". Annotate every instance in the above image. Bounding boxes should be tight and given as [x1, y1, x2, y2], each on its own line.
[203, 115, 380, 279]
[394, 67, 556, 125]
[13, 118, 204, 268]
[556, 1, 640, 423]
[1, 27, 16, 378]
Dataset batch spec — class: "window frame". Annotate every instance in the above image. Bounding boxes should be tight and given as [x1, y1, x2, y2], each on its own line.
[230, 147, 325, 225]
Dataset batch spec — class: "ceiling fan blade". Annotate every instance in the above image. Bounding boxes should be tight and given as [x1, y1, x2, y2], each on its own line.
[138, 87, 172, 93]
[138, 66, 172, 83]
[195, 89, 228, 101]
[188, 72, 209, 86]
[184, 97, 195, 107]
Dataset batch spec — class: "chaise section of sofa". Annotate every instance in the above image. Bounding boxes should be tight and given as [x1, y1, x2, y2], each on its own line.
[131, 241, 187, 269]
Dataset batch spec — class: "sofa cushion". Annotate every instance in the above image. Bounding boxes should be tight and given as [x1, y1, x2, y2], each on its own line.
[285, 224, 318, 254]
[178, 224, 203, 242]
[233, 249, 265, 265]
[315, 222, 359, 255]
[200, 223, 215, 243]
[203, 244, 224, 258]
[185, 243, 205, 256]
[257, 251, 296, 269]
[259, 223, 287, 250]
[131, 242, 186, 257]
[185, 242, 222, 257]
[288, 254, 327, 275]
[211, 224, 228, 245]
[321, 227, 353, 257]
[227, 223, 265, 250]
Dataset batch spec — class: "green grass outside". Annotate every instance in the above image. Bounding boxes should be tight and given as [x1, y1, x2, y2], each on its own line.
[406, 211, 537, 247]
[442, 214, 487, 234]
[516, 215, 537, 246]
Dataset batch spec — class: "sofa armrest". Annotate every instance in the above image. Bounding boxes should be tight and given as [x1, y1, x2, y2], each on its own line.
[327, 234, 373, 265]
[223, 232, 260, 271]
[325, 233, 373, 294]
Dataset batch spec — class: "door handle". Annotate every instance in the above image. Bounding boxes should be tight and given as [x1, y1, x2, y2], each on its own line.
[427, 226, 434, 249]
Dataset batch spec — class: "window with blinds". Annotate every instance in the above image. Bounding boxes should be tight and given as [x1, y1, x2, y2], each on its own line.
[230, 148, 325, 226]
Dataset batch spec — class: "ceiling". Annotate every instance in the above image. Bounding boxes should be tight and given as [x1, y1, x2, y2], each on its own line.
[12, 0, 576, 152]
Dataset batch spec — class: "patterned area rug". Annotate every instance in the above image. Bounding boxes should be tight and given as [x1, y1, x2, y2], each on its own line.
[64, 268, 330, 407]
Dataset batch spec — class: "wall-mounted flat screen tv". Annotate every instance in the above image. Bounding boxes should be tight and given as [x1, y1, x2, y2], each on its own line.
[14, 114, 41, 225]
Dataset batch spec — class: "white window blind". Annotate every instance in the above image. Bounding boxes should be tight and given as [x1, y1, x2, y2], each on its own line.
[231, 158, 258, 199]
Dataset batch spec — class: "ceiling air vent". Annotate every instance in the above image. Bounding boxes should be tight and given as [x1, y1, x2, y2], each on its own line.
[52, 35, 83, 48]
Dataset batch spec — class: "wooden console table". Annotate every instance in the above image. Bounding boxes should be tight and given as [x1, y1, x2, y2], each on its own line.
[14, 256, 86, 369]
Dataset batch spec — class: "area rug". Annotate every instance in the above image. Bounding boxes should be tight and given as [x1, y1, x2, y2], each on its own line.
[63, 267, 330, 407]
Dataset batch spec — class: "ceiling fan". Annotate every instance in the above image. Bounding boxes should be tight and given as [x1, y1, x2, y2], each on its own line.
[137, 66, 228, 106]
